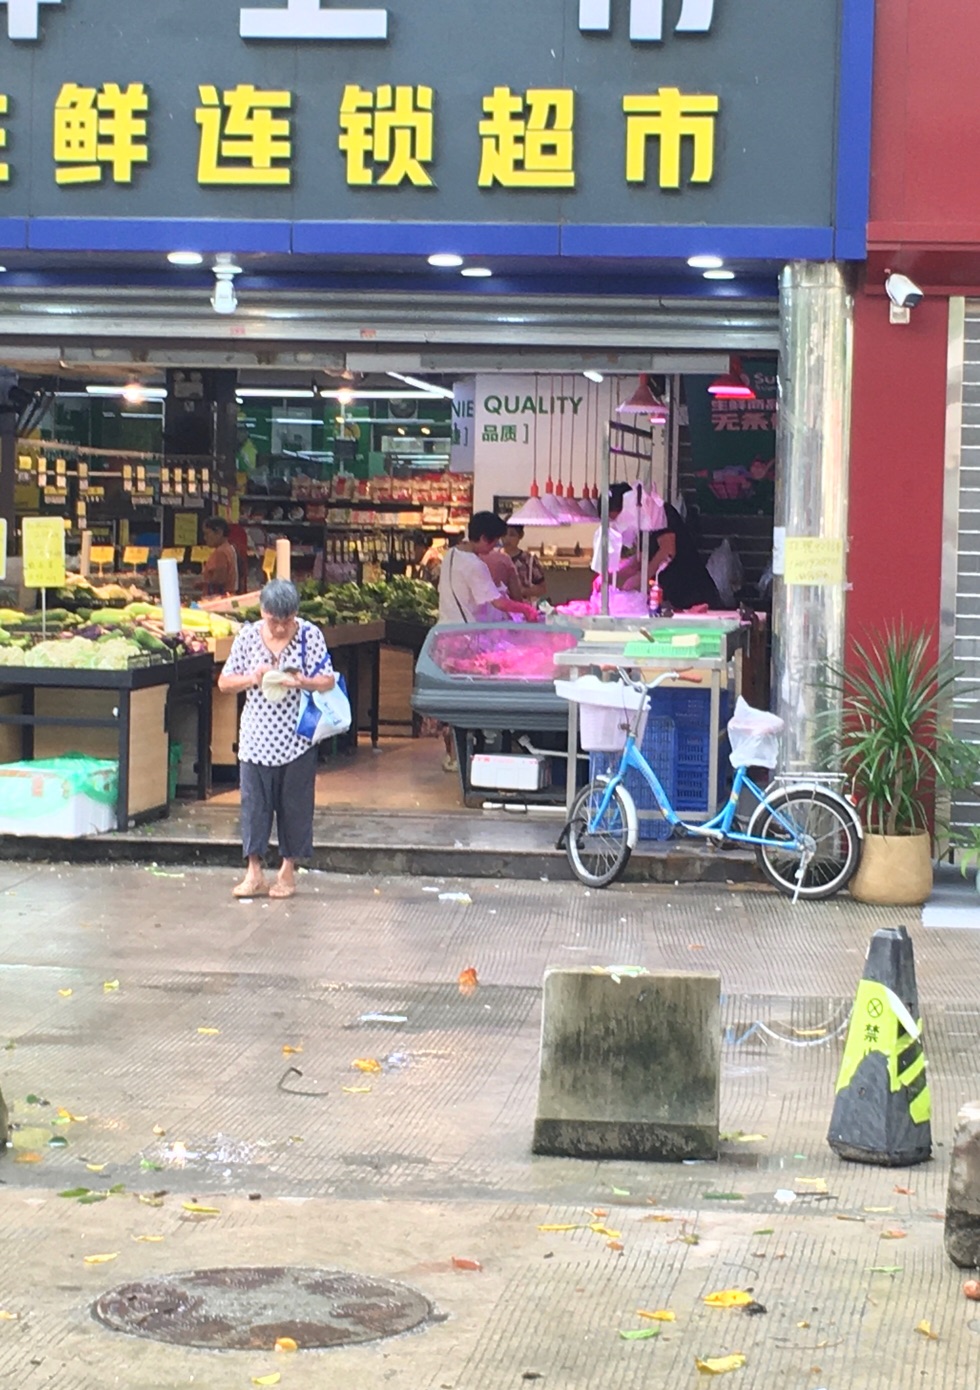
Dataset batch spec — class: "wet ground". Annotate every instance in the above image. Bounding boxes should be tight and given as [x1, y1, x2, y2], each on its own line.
[0, 863, 978, 1387]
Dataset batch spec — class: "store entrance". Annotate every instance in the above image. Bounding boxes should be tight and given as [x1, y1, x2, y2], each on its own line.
[2, 346, 777, 822]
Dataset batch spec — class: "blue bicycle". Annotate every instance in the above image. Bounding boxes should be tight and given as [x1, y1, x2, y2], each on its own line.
[559, 670, 863, 901]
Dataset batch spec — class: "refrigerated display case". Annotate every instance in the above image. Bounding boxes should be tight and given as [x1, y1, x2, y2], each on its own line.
[411, 622, 585, 805]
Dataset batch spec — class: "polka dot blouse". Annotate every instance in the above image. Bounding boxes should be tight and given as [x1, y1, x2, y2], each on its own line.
[224, 619, 333, 767]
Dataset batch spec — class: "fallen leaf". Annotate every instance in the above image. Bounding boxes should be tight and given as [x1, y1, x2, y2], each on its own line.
[752, 1228, 774, 1235]
[58, 1187, 91, 1199]
[638, 1309, 675, 1322]
[83, 1253, 119, 1265]
[57, 1108, 86, 1124]
[735, 1134, 766, 1143]
[341, 1086, 372, 1094]
[352, 1058, 382, 1074]
[702, 1193, 745, 1202]
[252, 1377, 281, 1387]
[275, 1337, 299, 1352]
[677, 1234, 701, 1246]
[451, 1257, 482, 1271]
[140, 1159, 163, 1172]
[537, 1224, 584, 1232]
[103, 980, 120, 992]
[138, 1194, 165, 1207]
[607, 1241, 624, 1251]
[868, 1266, 903, 1274]
[182, 1202, 220, 1216]
[640, 1215, 675, 1224]
[611, 1186, 631, 1196]
[881, 1229, 907, 1240]
[836, 1214, 865, 1222]
[152, 1125, 166, 1137]
[58, 989, 73, 997]
[894, 1186, 915, 1196]
[915, 1319, 938, 1341]
[0, 1312, 19, 1321]
[86, 1164, 107, 1174]
[458, 966, 479, 996]
[797, 1320, 811, 1329]
[797, 1178, 828, 1191]
[704, 1290, 753, 1308]
[695, 1354, 747, 1375]
[590, 1208, 609, 1218]
[132, 1234, 165, 1243]
[282, 1044, 303, 1056]
[197, 1027, 220, 1036]
[78, 1194, 109, 1205]
[24, 1094, 47, 1106]
[864, 1206, 894, 1213]
[589, 1224, 621, 1239]
[14, 1153, 41, 1165]
[619, 1328, 660, 1341]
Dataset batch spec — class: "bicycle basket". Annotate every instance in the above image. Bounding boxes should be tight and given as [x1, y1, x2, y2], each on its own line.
[555, 676, 648, 753]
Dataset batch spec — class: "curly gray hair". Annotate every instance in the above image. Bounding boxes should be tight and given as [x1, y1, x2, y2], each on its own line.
[259, 579, 300, 619]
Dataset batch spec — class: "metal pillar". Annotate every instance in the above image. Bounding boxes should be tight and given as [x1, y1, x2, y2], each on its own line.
[772, 262, 853, 771]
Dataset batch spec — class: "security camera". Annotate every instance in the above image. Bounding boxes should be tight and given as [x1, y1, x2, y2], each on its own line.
[885, 271, 924, 312]
[211, 275, 238, 315]
[211, 255, 242, 315]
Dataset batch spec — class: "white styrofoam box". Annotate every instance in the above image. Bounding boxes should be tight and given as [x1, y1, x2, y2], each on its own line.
[0, 792, 116, 838]
[469, 753, 551, 791]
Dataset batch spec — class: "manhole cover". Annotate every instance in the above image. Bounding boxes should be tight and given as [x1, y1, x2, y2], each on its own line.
[93, 1266, 434, 1349]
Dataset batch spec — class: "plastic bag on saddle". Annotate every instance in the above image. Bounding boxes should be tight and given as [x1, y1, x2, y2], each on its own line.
[727, 695, 784, 769]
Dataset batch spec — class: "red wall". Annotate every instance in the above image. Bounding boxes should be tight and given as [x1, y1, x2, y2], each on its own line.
[847, 289, 949, 644]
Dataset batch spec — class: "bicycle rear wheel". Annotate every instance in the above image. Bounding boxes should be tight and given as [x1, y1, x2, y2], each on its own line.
[750, 786, 860, 901]
[566, 779, 633, 888]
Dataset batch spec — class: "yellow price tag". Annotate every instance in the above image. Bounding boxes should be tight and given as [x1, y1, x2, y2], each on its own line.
[160, 548, 185, 562]
[22, 516, 67, 588]
[190, 546, 211, 564]
[90, 545, 115, 565]
[123, 546, 150, 565]
[262, 548, 276, 578]
[173, 513, 199, 548]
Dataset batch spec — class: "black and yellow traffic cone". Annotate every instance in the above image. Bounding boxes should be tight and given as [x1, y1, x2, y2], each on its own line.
[827, 925, 931, 1166]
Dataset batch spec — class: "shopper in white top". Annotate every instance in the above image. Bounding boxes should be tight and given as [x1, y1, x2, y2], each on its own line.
[437, 512, 542, 625]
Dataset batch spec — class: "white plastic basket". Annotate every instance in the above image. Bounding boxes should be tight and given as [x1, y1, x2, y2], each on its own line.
[555, 676, 649, 753]
[579, 701, 649, 752]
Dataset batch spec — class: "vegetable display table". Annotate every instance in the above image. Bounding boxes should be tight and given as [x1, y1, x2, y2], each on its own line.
[0, 654, 213, 828]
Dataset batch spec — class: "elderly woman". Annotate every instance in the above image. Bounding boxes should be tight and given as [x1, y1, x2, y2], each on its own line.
[218, 579, 335, 900]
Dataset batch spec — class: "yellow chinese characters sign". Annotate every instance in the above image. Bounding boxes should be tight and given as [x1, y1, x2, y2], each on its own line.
[22, 517, 66, 589]
[339, 84, 434, 186]
[196, 84, 293, 186]
[783, 538, 846, 588]
[478, 88, 575, 189]
[54, 82, 149, 185]
[624, 87, 718, 188]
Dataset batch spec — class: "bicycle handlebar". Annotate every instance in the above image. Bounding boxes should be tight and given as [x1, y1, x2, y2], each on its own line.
[597, 665, 702, 693]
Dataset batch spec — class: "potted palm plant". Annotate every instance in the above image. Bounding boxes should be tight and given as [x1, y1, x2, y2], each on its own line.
[823, 627, 980, 905]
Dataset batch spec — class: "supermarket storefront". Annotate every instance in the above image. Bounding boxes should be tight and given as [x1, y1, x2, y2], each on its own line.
[0, 0, 874, 790]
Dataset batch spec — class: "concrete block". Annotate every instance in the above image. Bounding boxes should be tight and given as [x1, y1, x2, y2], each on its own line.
[532, 968, 720, 1161]
[946, 1100, 980, 1268]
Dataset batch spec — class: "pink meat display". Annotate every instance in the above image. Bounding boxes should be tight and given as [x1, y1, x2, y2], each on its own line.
[430, 627, 579, 680]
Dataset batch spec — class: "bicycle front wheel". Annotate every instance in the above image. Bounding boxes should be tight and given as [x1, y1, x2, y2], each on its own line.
[750, 787, 861, 901]
[566, 779, 634, 888]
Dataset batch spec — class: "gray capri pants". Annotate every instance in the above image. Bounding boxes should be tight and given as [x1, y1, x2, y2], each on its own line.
[239, 748, 318, 862]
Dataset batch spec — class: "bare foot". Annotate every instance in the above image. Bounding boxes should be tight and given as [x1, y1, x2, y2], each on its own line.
[269, 878, 295, 900]
[233, 876, 268, 898]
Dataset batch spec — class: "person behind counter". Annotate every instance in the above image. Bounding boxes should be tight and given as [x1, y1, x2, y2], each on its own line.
[608, 483, 721, 612]
[199, 516, 241, 597]
[437, 512, 542, 625]
[217, 579, 336, 901]
[502, 523, 547, 600]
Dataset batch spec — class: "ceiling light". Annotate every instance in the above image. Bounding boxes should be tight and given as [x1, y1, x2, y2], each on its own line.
[427, 253, 464, 268]
[336, 387, 355, 405]
[167, 251, 204, 267]
[507, 494, 566, 526]
[688, 254, 724, 270]
[617, 374, 661, 413]
[236, 388, 316, 400]
[703, 268, 736, 281]
[707, 356, 756, 400]
[0, 266, 8, 274]
[386, 371, 455, 399]
[320, 389, 443, 400]
[122, 382, 146, 405]
[460, 266, 493, 278]
[86, 384, 167, 400]
[583, 370, 604, 384]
